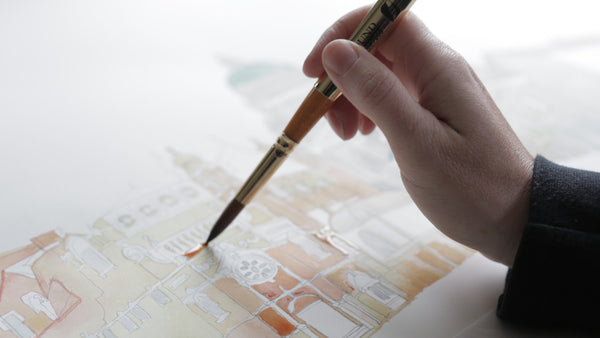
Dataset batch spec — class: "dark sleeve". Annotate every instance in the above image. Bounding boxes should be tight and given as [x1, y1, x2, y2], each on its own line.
[496, 156, 600, 331]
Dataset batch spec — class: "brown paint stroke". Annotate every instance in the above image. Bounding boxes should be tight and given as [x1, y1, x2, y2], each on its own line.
[259, 307, 295, 336]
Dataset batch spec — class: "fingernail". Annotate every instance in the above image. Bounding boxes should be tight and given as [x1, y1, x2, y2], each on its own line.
[327, 112, 345, 139]
[323, 40, 359, 76]
[358, 114, 365, 134]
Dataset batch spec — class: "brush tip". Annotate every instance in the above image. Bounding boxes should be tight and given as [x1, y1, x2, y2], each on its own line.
[184, 242, 206, 259]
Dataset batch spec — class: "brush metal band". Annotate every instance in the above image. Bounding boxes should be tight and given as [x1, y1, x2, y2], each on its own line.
[234, 133, 297, 204]
[315, 77, 341, 100]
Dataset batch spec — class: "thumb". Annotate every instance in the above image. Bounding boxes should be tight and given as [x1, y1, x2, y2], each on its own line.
[321, 40, 435, 151]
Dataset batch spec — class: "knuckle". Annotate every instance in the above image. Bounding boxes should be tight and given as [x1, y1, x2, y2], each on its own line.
[321, 6, 370, 48]
[358, 67, 397, 109]
[322, 16, 351, 46]
[437, 43, 473, 80]
[314, 21, 345, 58]
[438, 42, 467, 67]
[327, 20, 345, 41]
[417, 42, 474, 103]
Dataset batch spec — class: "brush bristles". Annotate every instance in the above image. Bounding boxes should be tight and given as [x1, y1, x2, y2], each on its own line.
[205, 199, 245, 244]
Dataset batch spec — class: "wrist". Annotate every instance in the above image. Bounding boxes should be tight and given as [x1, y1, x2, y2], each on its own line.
[494, 154, 534, 267]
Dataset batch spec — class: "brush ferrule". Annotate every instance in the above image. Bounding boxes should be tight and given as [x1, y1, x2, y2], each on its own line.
[315, 77, 341, 100]
[234, 133, 297, 204]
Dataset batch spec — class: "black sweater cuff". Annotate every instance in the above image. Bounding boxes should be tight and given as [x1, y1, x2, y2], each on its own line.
[528, 156, 600, 231]
[496, 156, 600, 330]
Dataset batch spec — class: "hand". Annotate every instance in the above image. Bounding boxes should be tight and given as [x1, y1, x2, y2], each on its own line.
[304, 9, 534, 266]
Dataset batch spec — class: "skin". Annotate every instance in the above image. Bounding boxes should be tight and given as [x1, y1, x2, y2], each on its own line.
[303, 9, 534, 267]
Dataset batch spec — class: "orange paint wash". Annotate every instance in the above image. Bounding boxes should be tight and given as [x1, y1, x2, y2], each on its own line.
[184, 243, 206, 259]
[259, 307, 295, 336]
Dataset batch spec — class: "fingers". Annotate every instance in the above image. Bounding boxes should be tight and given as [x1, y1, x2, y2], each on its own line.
[322, 39, 438, 154]
[312, 8, 488, 142]
[358, 115, 376, 135]
[303, 6, 370, 78]
[325, 97, 377, 140]
[325, 97, 360, 140]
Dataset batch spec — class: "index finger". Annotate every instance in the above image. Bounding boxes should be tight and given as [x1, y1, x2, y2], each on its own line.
[303, 6, 371, 78]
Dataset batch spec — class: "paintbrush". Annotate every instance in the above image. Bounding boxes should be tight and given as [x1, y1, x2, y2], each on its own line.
[186, 0, 416, 258]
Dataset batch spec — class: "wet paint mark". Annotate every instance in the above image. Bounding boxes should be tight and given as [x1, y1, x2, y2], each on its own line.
[184, 243, 206, 259]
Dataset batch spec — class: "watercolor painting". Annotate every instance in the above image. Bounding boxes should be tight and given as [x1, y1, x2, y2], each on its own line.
[0, 147, 472, 337]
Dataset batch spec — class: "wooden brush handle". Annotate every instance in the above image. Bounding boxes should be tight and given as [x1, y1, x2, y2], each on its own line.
[283, 88, 334, 143]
